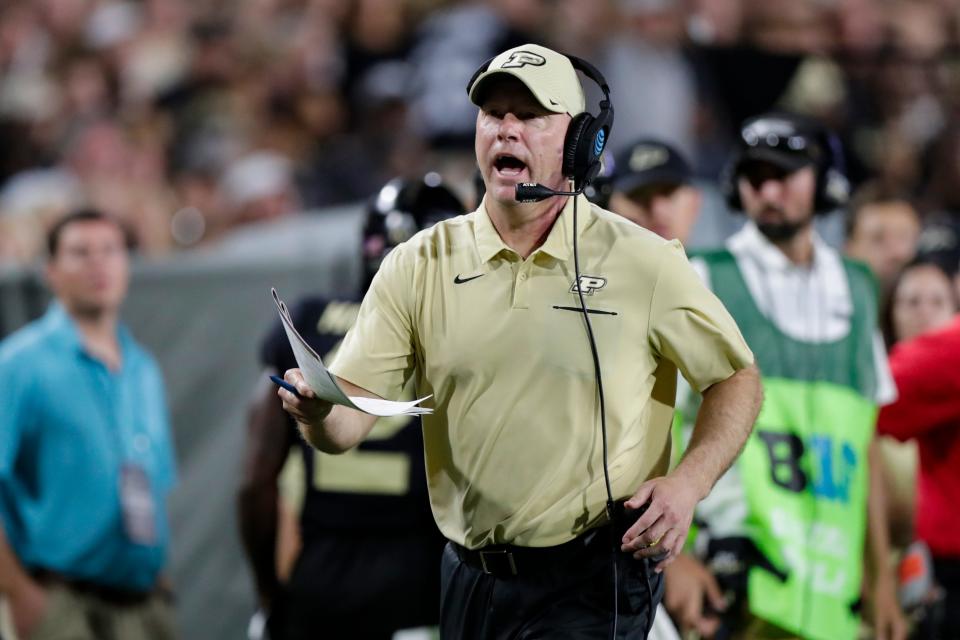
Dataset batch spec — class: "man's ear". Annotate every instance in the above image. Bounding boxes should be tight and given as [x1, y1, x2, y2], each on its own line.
[44, 260, 59, 294]
[689, 189, 703, 219]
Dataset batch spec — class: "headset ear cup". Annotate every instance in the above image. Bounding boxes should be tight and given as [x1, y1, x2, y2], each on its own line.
[465, 56, 496, 97]
[814, 130, 849, 214]
[578, 119, 609, 186]
[813, 166, 829, 214]
[721, 155, 741, 212]
[815, 167, 850, 214]
[563, 113, 593, 180]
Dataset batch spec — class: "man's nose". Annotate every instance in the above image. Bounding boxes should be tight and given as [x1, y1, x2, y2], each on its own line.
[497, 113, 522, 139]
[891, 239, 914, 262]
[757, 178, 785, 200]
[651, 196, 672, 220]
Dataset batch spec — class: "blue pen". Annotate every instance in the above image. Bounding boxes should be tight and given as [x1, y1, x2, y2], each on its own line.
[269, 374, 302, 398]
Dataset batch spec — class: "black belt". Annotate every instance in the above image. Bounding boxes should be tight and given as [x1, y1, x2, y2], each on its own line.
[453, 526, 610, 579]
[32, 568, 155, 606]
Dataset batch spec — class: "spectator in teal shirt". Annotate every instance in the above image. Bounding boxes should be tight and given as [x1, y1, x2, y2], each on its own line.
[0, 210, 177, 640]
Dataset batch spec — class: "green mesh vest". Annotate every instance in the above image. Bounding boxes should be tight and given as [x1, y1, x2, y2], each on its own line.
[696, 249, 879, 640]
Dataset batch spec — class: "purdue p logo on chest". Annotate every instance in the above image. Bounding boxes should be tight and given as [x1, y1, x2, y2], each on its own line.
[571, 275, 607, 295]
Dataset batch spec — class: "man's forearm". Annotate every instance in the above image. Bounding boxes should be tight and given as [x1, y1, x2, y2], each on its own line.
[296, 404, 373, 453]
[238, 384, 295, 604]
[673, 364, 763, 498]
[865, 437, 894, 578]
[0, 524, 31, 597]
[237, 484, 281, 603]
[288, 375, 379, 454]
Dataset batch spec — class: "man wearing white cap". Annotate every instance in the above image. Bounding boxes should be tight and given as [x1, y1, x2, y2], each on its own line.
[279, 43, 762, 638]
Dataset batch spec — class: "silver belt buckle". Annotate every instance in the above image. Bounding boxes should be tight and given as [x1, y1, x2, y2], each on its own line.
[479, 549, 518, 576]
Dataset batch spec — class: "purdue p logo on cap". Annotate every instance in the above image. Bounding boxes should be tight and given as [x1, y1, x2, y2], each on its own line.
[467, 43, 586, 116]
[501, 51, 547, 69]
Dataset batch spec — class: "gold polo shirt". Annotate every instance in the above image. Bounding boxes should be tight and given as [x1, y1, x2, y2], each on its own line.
[330, 195, 753, 549]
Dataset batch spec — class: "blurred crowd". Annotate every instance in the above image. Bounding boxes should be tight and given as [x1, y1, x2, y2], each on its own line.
[2, 0, 960, 264]
[4, 3, 960, 638]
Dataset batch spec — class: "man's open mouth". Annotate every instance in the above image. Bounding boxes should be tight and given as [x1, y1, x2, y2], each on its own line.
[494, 154, 527, 177]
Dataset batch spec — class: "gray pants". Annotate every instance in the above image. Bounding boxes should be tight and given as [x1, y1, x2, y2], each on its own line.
[0, 583, 176, 640]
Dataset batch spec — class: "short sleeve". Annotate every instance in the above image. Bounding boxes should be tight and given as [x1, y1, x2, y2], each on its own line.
[648, 241, 754, 393]
[0, 346, 33, 488]
[328, 246, 416, 399]
[877, 322, 960, 438]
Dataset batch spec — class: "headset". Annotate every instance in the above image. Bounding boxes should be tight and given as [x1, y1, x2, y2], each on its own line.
[722, 112, 850, 215]
[466, 51, 614, 191]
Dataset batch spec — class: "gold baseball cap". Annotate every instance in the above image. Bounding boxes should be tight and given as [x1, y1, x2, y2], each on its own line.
[468, 44, 586, 116]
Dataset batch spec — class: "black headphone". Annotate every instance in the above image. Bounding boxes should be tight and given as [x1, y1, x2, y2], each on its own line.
[722, 112, 850, 215]
[466, 50, 615, 190]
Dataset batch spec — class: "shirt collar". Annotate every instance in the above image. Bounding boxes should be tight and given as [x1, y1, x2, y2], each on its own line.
[474, 194, 593, 263]
[728, 220, 831, 273]
[474, 199, 510, 263]
[42, 301, 133, 362]
[43, 302, 84, 353]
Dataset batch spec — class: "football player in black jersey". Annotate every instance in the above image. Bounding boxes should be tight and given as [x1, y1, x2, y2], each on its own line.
[238, 174, 466, 640]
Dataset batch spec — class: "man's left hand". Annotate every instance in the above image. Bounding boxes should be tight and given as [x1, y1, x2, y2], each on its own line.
[620, 472, 703, 572]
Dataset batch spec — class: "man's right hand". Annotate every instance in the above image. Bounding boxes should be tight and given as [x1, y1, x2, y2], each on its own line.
[8, 576, 48, 639]
[663, 553, 726, 638]
[277, 371, 378, 453]
[278, 369, 333, 428]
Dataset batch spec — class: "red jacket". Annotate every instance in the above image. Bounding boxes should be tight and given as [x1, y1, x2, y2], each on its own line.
[877, 315, 960, 558]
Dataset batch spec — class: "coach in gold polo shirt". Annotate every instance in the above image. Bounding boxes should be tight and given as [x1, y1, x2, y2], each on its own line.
[279, 43, 762, 639]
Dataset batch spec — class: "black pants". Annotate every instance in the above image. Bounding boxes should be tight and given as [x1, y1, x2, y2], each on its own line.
[440, 525, 664, 639]
[932, 557, 960, 640]
[270, 530, 444, 640]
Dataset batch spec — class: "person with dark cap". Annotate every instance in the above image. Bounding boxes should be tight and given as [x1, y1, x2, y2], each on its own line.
[278, 42, 762, 639]
[238, 174, 462, 640]
[608, 138, 702, 244]
[605, 138, 706, 640]
[665, 112, 907, 640]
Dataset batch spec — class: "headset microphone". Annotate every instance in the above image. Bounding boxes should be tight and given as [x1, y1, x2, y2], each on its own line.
[515, 183, 581, 203]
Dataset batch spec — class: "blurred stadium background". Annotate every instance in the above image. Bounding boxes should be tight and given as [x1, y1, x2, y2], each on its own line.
[2, 0, 959, 638]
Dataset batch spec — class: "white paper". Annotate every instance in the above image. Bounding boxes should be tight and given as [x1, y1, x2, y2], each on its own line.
[271, 288, 432, 417]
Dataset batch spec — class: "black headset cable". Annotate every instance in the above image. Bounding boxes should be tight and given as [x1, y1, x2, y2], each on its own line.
[571, 195, 619, 639]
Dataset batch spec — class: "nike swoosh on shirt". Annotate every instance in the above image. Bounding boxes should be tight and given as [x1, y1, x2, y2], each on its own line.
[454, 273, 485, 284]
